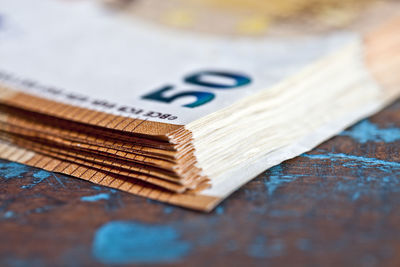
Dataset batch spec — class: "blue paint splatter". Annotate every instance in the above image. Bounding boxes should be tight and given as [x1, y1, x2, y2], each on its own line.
[163, 206, 174, 214]
[21, 170, 66, 189]
[81, 193, 110, 202]
[262, 152, 400, 202]
[303, 153, 400, 173]
[21, 170, 51, 189]
[264, 165, 306, 196]
[247, 236, 285, 259]
[341, 120, 400, 143]
[335, 176, 400, 202]
[33, 170, 51, 179]
[91, 186, 103, 191]
[352, 191, 361, 201]
[303, 152, 400, 200]
[30, 206, 53, 214]
[3, 211, 15, 219]
[92, 221, 191, 264]
[215, 206, 224, 215]
[51, 174, 66, 188]
[81, 188, 118, 203]
[0, 162, 29, 179]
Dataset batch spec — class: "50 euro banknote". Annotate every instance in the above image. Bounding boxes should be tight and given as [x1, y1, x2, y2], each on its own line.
[0, 0, 399, 211]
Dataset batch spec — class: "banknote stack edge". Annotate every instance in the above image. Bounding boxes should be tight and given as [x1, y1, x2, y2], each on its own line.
[0, 0, 399, 211]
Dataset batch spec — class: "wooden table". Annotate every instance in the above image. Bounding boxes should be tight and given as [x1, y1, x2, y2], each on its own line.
[1, 100, 399, 266]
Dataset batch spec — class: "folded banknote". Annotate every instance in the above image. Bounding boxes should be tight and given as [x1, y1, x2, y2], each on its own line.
[0, 0, 399, 211]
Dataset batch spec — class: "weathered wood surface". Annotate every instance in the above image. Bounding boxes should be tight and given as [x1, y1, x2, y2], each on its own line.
[1, 100, 399, 267]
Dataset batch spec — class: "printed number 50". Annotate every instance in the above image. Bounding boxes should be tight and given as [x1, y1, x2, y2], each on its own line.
[142, 71, 251, 108]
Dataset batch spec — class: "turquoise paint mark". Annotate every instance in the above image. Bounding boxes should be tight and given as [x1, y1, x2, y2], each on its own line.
[0, 161, 29, 179]
[264, 165, 306, 196]
[334, 176, 400, 201]
[92, 186, 103, 191]
[303, 153, 400, 173]
[352, 191, 361, 201]
[262, 152, 400, 201]
[163, 206, 174, 214]
[341, 120, 400, 143]
[3, 211, 15, 219]
[30, 206, 53, 214]
[33, 170, 51, 179]
[247, 236, 285, 259]
[303, 152, 400, 200]
[81, 193, 110, 202]
[21, 170, 51, 189]
[81, 188, 118, 203]
[215, 206, 224, 215]
[51, 174, 66, 188]
[92, 221, 191, 264]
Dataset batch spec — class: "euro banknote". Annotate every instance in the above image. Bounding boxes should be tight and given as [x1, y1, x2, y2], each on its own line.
[0, 0, 399, 211]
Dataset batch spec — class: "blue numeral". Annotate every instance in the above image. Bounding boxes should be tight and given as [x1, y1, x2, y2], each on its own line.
[142, 85, 215, 108]
[142, 70, 252, 108]
[184, 71, 251, 89]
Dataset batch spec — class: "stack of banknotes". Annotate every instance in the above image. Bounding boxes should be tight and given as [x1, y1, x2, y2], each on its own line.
[0, 0, 399, 211]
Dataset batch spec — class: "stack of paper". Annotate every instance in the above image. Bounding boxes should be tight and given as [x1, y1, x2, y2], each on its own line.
[0, 0, 399, 211]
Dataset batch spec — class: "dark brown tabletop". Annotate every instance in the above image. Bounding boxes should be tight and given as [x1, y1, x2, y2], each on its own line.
[1, 100, 399, 267]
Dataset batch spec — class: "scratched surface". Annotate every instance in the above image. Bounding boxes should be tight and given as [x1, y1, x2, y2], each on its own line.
[1, 100, 399, 267]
